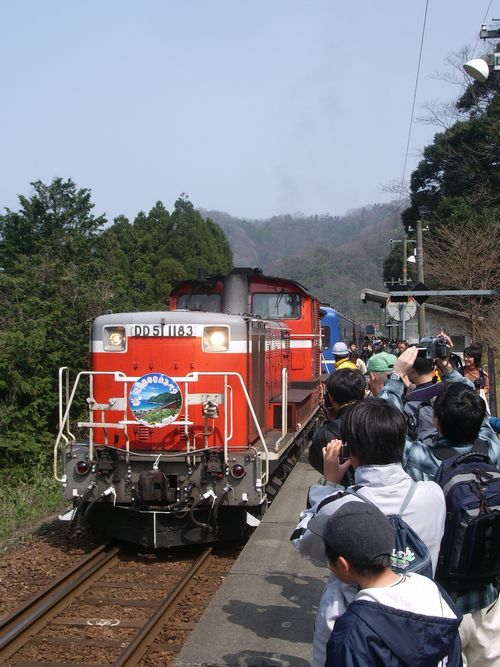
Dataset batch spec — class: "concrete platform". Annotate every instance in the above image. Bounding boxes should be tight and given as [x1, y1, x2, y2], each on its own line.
[175, 456, 326, 667]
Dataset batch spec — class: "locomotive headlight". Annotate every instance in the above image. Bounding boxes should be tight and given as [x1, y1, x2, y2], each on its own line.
[203, 326, 229, 352]
[103, 326, 126, 351]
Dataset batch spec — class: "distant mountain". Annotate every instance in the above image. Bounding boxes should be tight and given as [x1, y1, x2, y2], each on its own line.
[200, 204, 402, 326]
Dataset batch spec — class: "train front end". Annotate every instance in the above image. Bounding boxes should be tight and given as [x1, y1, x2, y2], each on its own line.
[54, 268, 322, 548]
[56, 311, 281, 547]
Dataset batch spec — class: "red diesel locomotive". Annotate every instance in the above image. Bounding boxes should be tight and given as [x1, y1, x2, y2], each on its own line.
[54, 268, 323, 547]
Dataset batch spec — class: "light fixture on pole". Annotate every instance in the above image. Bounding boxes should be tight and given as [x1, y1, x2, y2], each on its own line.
[463, 57, 491, 82]
[463, 22, 500, 82]
[464, 53, 500, 82]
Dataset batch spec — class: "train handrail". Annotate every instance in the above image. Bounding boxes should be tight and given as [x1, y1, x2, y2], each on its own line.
[58, 367, 75, 446]
[186, 371, 269, 486]
[54, 370, 129, 482]
[55, 369, 270, 487]
[274, 367, 288, 451]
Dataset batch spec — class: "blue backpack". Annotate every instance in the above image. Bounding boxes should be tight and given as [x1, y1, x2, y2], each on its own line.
[434, 439, 500, 590]
[347, 482, 433, 579]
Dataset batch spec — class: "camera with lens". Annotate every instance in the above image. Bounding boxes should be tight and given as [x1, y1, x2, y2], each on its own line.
[474, 375, 485, 389]
[417, 335, 449, 359]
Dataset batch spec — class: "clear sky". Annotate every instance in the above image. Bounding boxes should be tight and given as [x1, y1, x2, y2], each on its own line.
[0, 1, 496, 222]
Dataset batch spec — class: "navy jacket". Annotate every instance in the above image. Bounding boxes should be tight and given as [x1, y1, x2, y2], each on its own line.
[326, 599, 462, 667]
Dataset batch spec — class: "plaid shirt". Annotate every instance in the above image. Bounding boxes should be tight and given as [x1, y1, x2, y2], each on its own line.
[379, 372, 500, 613]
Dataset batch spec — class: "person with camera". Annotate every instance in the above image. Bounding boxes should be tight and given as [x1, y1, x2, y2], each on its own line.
[379, 345, 499, 478]
[402, 336, 453, 443]
[308, 368, 365, 474]
[291, 399, 446, 667]
[463, 343, 490, 398]
[378, 345, 500, 667]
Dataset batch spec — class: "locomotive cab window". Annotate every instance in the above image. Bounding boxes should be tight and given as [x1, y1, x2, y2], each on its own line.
[177, 293, 221, 312]
[252, 292, 301, 319]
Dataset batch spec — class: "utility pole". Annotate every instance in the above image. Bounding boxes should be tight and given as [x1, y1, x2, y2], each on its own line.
[401, 235, 408, 340]
[416, 219, 425, 338]
[386, 235, 415, 340]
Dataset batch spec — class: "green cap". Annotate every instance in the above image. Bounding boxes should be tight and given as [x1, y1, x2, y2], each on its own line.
[367, 352, 397, 373]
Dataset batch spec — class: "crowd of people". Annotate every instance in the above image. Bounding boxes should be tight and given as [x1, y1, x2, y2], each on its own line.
[292, 336, 499, 667]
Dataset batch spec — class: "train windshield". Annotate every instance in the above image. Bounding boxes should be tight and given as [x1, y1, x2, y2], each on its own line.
[252, 292, 300, 318]
[176, 293, 222, 312]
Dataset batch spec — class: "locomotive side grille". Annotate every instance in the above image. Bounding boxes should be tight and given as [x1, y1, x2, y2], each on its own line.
[138, 425, 150, 441]
[314, 302, 322, 377]
[314, 351, 321, 378]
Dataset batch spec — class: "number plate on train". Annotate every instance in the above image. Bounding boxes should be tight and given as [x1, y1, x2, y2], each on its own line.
[132, 324, 195, 337]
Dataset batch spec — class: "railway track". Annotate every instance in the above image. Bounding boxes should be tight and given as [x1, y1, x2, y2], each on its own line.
[0, 542, 237, 666]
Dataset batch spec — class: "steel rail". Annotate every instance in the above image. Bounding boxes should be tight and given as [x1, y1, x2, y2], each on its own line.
[0, 542, 121, 659]
[111, 547, 213, 666]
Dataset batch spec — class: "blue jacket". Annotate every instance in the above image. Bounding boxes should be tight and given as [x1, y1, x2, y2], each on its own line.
[490, 416, 500, 434]
[326, 598, 463, 667]
[378, 370, 500, 476]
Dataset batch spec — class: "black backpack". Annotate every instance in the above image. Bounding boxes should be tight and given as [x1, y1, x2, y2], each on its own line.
[347, 483, 433, 579]
[434, 439, 500, 590]
[403, 397, 439, 445]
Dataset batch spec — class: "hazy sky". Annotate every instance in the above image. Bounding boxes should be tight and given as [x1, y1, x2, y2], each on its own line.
[0, 1, 496, 222]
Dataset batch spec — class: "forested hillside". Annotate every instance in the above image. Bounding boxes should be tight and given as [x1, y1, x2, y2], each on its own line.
[203, 204, 401, 322]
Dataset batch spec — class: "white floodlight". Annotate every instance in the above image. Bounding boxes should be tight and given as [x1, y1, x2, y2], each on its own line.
[463, 58, 490, 82]
[407, 253, 416, 264]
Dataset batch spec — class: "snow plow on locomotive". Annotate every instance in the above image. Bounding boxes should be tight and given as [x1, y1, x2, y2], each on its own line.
[54, 268, 323, 547]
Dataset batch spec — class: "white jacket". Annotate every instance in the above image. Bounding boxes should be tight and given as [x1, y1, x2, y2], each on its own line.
[291, 463, 446, 667]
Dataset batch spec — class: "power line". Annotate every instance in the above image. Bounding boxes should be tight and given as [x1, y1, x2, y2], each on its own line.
[473, 0, 495, 57]
[396, 0, 429, 211]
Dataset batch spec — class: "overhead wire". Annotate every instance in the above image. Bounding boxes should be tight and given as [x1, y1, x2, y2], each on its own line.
[396, 0, 429, 211]
[396, 0, 496, 213]
[473, 0, 494, 57]
[446, 0, 496, 127]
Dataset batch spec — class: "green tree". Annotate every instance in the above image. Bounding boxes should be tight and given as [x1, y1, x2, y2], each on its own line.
[0, 179, 119, 466]
[0, 182, 235, 467]
[168, 195, 233, 277]
[103, 195, 233, 310]
[402, 52, 500, 231]
[399, 50, 500, 346]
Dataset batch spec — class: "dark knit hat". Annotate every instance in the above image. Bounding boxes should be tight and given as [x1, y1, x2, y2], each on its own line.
[308, 501, 394, 565]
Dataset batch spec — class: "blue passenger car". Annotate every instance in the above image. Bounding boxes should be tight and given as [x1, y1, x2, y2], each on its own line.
[320, 306, 362, 374]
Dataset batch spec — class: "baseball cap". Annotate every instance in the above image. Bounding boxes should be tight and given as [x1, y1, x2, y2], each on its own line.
[308, 502, 394, 565]
[333, 342, 349, 356]
[367, 352, 397, 373]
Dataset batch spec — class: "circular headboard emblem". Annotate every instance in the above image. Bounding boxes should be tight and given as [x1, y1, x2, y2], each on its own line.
[129, 373, 182, 427]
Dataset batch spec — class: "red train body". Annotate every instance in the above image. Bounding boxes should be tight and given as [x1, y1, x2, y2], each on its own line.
[55, 268, 322, 547]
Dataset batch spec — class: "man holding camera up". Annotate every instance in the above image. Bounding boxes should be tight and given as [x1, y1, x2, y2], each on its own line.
[379, 342, 499, 481]
[379, 344, 499, 667]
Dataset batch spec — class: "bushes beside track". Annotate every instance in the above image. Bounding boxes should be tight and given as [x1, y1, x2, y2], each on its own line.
[0, 454, 64, 541]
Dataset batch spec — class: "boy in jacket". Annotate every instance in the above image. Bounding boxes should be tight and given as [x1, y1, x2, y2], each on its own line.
[291, 399, 446, 667]
[310, 502, 463, 667]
